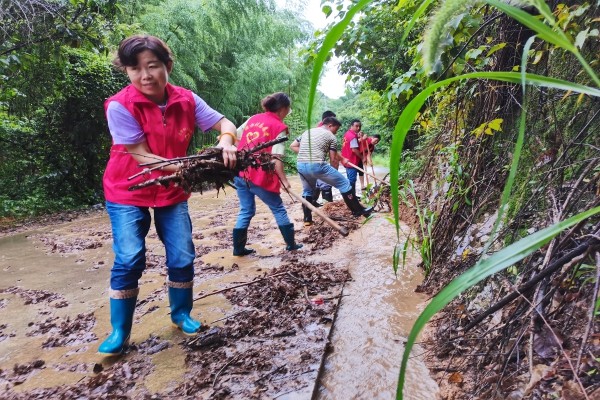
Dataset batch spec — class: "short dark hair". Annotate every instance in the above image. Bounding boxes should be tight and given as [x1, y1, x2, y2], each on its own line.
[261, 92, 291, 112]
[350, 119, 361, 127]
[372, 134, 381, 140]
[321, 110, 336, 120]
[322, 117, 342, 127]
[114, 35, 173, 69]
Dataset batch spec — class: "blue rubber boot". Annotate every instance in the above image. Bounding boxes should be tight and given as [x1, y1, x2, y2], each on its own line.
[98, 288, 139, 356]
[168, 280, 201, 335]
[278, 223, 303, 251]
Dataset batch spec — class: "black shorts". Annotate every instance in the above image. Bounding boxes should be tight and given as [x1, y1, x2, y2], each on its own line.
[357, 160, 364, 176]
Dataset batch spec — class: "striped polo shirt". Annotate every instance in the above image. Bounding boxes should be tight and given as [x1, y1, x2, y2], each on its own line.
[296, 126, 338, 163]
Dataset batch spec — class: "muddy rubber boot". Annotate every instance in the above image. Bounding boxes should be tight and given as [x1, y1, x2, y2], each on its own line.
[312, 189, 322, 207]
[168, 280, 201, 335]
[278, 223, 303, 251]
[302, 196, 314, 226]
[232, 228, 255, 256]
[341, 190, 373, 217]
[322, 188, 333, 202]
[98, 288, 139, 356]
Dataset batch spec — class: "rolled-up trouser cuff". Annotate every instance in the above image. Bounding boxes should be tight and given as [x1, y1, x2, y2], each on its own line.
[166, 278, 193, 289]
[109, 287, 140, 299]
[167, 266, 194, 283]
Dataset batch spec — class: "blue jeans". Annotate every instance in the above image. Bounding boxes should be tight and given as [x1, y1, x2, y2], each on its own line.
[297, 162, 352, 197]
[346, 167, 358, 186]
[106, 201, 195, 290]
[315, 179, 331, 191]
[233, 176, 291, 228]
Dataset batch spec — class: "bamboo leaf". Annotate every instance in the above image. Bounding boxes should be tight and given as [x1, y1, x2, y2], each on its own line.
[306, 0, 374, 130]
[484, 0, 575, 52]
[400, 0, 437, 44]
[396, 206, 600, 399]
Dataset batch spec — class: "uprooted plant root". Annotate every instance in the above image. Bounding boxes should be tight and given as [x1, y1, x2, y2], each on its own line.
[128, 137, 287, 194]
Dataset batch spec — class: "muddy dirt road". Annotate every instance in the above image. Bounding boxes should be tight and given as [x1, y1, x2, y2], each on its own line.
[0, 177, 438, 399]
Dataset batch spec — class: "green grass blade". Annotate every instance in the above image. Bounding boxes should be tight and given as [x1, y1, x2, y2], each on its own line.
[486, 0, 600, 86]
[484, 0, 575, 52]
[396, 206, 600, 399]
[389, 71, 600, 239]
[306, 0, 374, 129]
[400, 0, 437, 45]
[481, 36, 536, 256]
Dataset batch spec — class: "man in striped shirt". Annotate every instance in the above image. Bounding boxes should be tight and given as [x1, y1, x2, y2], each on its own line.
[291, 117, 372, 226]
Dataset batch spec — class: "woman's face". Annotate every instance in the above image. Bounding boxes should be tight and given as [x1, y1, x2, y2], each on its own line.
[126, 50, 172, 104]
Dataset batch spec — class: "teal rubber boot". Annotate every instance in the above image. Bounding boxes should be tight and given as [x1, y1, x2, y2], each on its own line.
[168, 280, 201, 335]
[98, 288, 139, 356]
[278, 223, 303, 251]
[232, 228, 255, 256]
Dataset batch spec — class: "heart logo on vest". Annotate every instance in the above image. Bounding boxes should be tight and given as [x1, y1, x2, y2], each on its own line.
[246, 130, 261, 143]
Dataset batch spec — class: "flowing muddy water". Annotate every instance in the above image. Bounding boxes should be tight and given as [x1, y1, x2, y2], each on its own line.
[0, 176, 437, 398]
[313, 218, 439, 399]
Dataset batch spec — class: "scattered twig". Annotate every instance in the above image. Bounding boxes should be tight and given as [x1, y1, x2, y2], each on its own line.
[576, 251, 600, 374]
[515, 290, 590, 400]
[213, 352, 243, 389]
[193, 271, 288, 303]
[464, 238, 597, 332]
[209, 309, 251, 324]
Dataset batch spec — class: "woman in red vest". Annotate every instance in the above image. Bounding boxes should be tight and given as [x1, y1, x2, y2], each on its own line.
[99, 35, 238, 355]
[232, 92, 302, 256]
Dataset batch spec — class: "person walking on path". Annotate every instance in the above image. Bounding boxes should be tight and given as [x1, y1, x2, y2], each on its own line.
[232, 92, 302, 256]
[340, 119, 363, 195]
[291, 117, 372, 226]
[99, 35, 238, 355]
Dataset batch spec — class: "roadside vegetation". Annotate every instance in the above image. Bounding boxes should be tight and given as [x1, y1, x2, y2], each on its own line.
[308, 0, 598, 398]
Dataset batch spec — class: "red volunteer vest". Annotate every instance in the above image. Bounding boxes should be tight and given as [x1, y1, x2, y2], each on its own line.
[103, 83, 196, 207]
[237, 112, 287, 193]
[341, 129, 360, 167]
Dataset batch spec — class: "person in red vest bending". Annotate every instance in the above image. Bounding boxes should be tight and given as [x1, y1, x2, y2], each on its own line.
[340, 119, 363, 195]
[99, 35, 238, 356]
[232, 92, 302, 256]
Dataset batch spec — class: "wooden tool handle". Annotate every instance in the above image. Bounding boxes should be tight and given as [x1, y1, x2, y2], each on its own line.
[286, 189, 349, 237]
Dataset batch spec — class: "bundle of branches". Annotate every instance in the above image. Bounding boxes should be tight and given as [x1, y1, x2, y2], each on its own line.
[128, 137, 287, 193]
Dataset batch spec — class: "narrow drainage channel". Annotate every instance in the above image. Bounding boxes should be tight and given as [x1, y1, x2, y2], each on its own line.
[312, 217, 439, 399]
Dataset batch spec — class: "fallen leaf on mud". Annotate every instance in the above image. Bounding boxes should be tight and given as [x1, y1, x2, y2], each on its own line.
[448, 372, 464, 384]
[524, 364, 556, 395]
[562, 380, 586, 400]
[533, 325, 563, 359]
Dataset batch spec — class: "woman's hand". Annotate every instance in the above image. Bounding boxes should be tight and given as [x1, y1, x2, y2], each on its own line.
[213, 118, 239, 168]
[219, 143, 238, 168]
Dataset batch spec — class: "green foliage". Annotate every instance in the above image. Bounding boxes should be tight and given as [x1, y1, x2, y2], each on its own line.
[0, 48, 126, 217]
[305, 0, 599, 398]
[399, 180, 436, 275]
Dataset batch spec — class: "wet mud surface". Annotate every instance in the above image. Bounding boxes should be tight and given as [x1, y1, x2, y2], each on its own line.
[0, 177, 437, 399]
